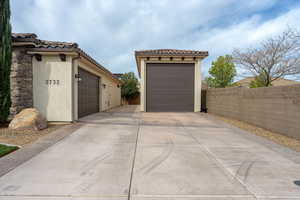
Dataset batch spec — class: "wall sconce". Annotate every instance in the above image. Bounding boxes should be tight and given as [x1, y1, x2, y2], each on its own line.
[35, 54, 42, 61]
[59, 54, 66, 61]
[102, 83, 106, 89]
[75, 73, 81, 81]
[117, 84, 120, 88]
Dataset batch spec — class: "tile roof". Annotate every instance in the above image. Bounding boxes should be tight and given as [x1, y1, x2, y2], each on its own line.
[113, 73, 123, 79]
[135, 49, 209, 77]
[12, 33, 38, 43]
[36, 40, 78, 49]
[12, 33, 121, 84]
[135, 49, 208, 57]
[12, 33, 37, 39]
[12, 33, 78, 49]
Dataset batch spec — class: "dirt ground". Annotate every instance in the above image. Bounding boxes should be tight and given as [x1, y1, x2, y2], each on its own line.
[0, 124, 64, 147]
[211, 114, 300, 152]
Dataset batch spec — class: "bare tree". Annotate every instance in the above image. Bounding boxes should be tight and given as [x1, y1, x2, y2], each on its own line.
[233, 29, 300, 86]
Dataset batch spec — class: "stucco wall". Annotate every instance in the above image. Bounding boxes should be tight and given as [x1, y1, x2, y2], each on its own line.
[206, 85, 300, 140]
[32, 55, 73, 121]
[100, 75, 121, 111]
[32, 54, 120, 121]
[139, 57, 202, 112]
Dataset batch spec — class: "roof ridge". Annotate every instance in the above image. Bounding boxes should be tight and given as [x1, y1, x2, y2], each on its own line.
[135, 49, 209, 56]
[12, 33, 121, 84]
[37, 39, 78, 48]
[136, 48, 202, 51]
[12, 33, 37, 39]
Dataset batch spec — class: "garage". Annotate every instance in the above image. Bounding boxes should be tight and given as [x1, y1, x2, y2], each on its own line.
[78, 68, 100, 118]
[135, 49, 208, 112]
[146, 63, 194, 112]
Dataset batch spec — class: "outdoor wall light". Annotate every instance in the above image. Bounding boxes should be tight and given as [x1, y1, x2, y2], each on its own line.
[117, 84, 120, 88]
[75, 73, 81, 81]
[59, 54, 66, 61]
[34, 54, 42, 61]
[102, 83, 106, 89]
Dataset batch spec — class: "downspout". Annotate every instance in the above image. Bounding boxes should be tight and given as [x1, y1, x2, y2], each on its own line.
[71, 53, 81, 122]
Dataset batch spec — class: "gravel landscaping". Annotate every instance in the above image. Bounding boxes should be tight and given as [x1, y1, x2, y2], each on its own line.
[0, 124, 64, 147]
[211, 114, 300, 152]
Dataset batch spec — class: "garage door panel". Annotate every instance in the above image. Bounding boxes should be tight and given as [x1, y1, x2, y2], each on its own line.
[78, 68, 100, 118]
[149, 94, 193, 101]
[150, 104, 194, 112]
[146, 63, 194, 112]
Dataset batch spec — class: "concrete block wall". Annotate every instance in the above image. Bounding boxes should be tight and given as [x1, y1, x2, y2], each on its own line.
[206, 85, 300, 140]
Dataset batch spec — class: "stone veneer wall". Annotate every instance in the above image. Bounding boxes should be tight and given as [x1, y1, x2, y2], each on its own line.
[206, 85, 300, 140]
[10, 47, 33, 117]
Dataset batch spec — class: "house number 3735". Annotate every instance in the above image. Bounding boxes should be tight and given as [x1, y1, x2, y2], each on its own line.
[45, 80, 60, 85]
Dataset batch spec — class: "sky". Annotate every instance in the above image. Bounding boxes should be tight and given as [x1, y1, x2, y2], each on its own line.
[11, 0, 300, 79]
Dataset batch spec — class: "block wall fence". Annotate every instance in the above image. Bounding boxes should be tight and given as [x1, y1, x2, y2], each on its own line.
[206, 85, 300, 140]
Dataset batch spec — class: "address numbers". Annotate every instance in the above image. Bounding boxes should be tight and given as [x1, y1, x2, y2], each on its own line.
[45, 80, 60, 85]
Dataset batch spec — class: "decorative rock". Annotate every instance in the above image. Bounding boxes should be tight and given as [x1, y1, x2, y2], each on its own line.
[9, 108, 47, 131]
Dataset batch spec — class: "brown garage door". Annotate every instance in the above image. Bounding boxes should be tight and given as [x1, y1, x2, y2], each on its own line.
[78, 68, 100, 118]
[146, 63, 194, 112]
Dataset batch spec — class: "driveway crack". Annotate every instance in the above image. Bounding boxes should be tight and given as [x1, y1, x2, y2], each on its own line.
[127, 115, 141, 200]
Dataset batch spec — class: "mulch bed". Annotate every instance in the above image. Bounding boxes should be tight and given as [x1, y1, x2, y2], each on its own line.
[211, 114, 300, 152]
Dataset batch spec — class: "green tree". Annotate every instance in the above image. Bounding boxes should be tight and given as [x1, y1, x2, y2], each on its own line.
[0, 0, 12, 123]
[120, 72, 139, 101]
[249, 71, 272, 88]
[206, 55, 236, 88]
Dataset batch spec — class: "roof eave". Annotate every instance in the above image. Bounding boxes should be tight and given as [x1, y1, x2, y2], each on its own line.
[135, 53, 209, 78]
[26, 48, 121, 85]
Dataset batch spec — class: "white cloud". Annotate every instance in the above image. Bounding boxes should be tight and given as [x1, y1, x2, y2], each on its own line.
[10, 0, 299, 77]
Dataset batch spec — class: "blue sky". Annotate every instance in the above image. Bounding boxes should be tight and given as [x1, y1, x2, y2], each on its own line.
[11, 0, 300, 78]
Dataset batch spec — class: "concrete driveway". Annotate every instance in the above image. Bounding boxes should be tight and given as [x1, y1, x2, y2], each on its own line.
[0, 105, 300, 200]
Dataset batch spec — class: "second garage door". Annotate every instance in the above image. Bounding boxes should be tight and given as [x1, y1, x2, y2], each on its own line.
[146, 63, 194, 112]
[78, 68, 100, 118]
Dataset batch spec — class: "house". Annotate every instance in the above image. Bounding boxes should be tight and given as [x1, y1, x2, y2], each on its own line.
[11, 33, 121, 122]
[235, 77, 300, 88]
[113, 73, 123, 79]
[135, 49, 208, 112]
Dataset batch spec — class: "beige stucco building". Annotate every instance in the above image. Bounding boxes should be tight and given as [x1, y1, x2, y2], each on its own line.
[135, 49, 208, 112]
[11, 33, 121, 122]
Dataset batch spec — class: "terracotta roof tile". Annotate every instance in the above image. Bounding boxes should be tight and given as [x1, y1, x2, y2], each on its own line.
[113, 73, 123, 79]
[12, 33, 77, 49]
[135, 49, 209, 77]
[36, 40, 78, 49]
[12, 33, 121, 84]
[135, 49, 208, 57]
[12, 33, 37, 39]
